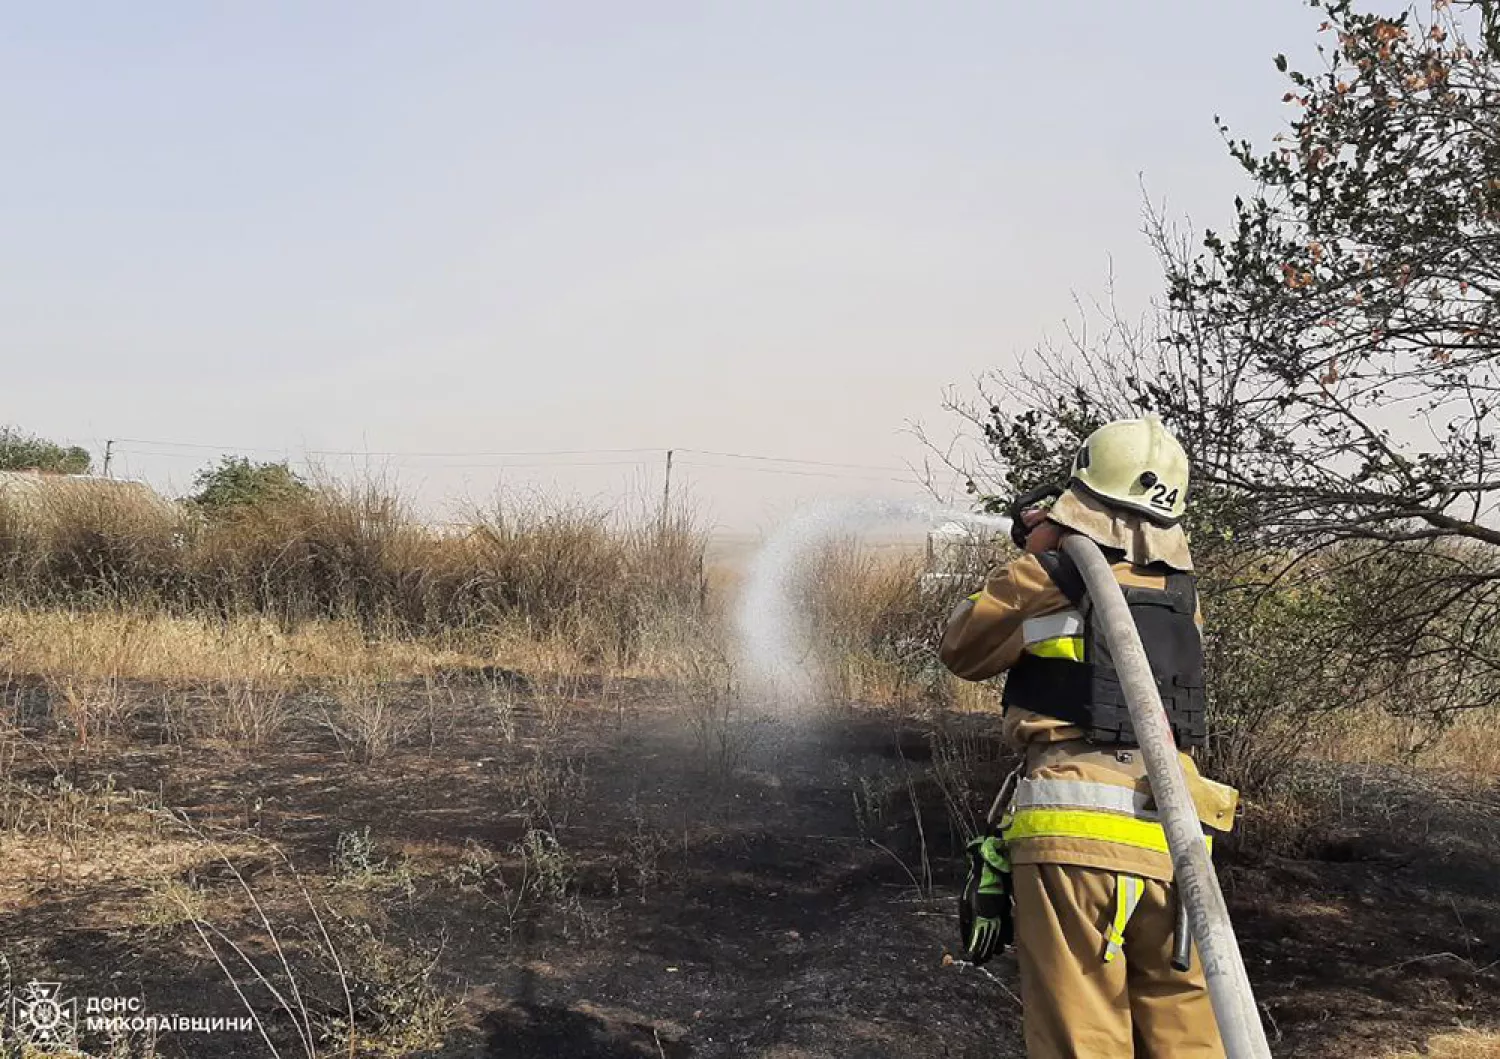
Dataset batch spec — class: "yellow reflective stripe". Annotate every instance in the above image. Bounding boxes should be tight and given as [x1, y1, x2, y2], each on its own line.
[1026, 636, 1085, 662]
[1103, 874, 1144, 963]
[1004, 808, 1213, 856]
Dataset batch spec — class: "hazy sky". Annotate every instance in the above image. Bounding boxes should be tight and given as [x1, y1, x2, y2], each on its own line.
[4, 2, 1329, 530]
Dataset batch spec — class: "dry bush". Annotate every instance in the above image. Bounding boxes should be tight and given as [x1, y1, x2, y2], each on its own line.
[209, 676, 296, 749]
[47, 673, 138, 746]
[0, 480, 709, 663]
[1198, 538, 1500, 797]
[0, 482, 184, 607]
[183, 479, 424, 625]
[463, 502, 706, 665]
[791, 536, 999, 708]
[321, 675, 413, 763]
[189, 487, 709, 654]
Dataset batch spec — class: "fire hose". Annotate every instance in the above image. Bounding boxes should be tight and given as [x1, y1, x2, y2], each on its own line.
[1060, 534, 1272, 1059]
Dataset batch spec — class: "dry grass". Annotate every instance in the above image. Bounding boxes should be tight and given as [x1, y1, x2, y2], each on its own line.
[792, 536, 999, 708]
[1387, 1030, 1500, 1058]
[0, 609, 484, 684]
[0, 498, 1000, 751]
[0, 603, 719, 693]
[1311, 706, 1500, 783]
[0, 483, 708, 652]
[0, 492, 1493, 1056]
[0, 777, 243, 916]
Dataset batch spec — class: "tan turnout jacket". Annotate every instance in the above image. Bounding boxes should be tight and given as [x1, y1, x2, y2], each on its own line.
[940, 548, 1233, 882]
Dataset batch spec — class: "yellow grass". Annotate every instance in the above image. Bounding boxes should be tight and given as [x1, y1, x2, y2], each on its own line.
[0, 604, 743, 712]
[1311, 705, 1500, 783]
[1387, 1030, 1500, 1058]
[0, 608, 487, 685]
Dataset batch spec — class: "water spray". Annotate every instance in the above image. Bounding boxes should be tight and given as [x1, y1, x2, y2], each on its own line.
[735, 497, 1009, 705]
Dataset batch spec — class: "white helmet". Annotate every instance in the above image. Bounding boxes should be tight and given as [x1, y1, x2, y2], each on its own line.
[1069, 414, 1190, 524]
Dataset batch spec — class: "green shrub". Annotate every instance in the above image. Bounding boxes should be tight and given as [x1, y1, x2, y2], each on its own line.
[190, 457, 310, 514]
[0, 426, 90, 474]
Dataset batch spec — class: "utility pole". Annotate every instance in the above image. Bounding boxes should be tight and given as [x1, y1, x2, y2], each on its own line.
[661, 449, 675, 531]
[102, 440, 114, 478]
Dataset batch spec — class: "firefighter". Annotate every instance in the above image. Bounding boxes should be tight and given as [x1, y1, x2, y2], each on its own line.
[941, 414, 1238, 1059]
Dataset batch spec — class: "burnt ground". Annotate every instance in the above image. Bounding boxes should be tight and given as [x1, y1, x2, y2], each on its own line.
[1, 679, 1498, 1058]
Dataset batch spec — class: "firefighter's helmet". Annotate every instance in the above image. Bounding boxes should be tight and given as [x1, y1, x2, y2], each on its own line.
[1069, 414, 1190, 524]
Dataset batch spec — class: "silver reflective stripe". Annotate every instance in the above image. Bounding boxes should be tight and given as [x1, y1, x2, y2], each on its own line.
[1021, 610, 1084, 644]
[1013, 777, 1158, 820]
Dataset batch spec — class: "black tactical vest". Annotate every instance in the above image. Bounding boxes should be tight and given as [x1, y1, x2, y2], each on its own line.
[1000, 549, 1207, 748]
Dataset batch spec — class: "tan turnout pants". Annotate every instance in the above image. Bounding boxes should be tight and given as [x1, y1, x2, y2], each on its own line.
[1013, 862, 1225, 1059]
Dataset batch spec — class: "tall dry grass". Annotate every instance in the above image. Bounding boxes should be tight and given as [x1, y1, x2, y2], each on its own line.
[1311, 705, 1500, 783]
[0, 479, 183, 607]
[791, 535, 1000, 708]
[0, 482, 707, 663]
[0, 482, 717, 749]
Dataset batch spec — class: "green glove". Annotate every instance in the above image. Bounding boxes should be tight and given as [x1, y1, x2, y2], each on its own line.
[959, 834, 1013, 965]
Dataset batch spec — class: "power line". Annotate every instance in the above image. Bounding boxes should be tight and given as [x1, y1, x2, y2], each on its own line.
[108, 437, 948, 481]
[113, 448, 656, 471]
[673, 457, 922, 484]
[113, 438, 661, 459]
[113, 437, 919, 471]
[117, 448, 928, 482]
[676, 448, 912, 472]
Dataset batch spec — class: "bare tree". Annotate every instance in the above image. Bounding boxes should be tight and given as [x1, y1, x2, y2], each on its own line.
[937, 0, 1500, 756]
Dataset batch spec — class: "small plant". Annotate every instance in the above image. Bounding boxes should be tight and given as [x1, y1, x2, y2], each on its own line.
[49, 674, 139, 746]
[510, 828, 604, 940]
[138, 878, 209, 938]
[418, 671, 458, 750]
[849, 771, 889, 838]
[620, 801, 675, 903]
[446, 838, 503, 894]
[516, 750, 590, 829]
[212, 679, 295, 749]
[314, 918, 460, 1059]
[321, 678, 411, 764]
[517, 828, 573, 906]
[482, 682, 519, 747]
[333, 827, 385, 879]
[927, 724, 1005, 844]
[681, 649, 766, 781]
[332, 827, 414, 898]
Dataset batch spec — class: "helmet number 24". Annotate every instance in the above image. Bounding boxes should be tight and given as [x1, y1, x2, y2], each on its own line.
[1149, 484, 1179, 511]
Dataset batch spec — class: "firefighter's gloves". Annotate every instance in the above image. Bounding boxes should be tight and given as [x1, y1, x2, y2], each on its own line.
[1007, 484, 1064, 550]
[960, 834, 1013, 965]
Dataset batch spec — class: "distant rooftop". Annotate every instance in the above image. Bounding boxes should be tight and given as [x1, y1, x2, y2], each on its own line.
[0, 471, 173, 511]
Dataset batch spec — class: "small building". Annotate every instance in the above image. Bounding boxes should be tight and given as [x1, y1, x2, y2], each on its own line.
[0, 471, 177, 518]
[922, 519, 1002, 590]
